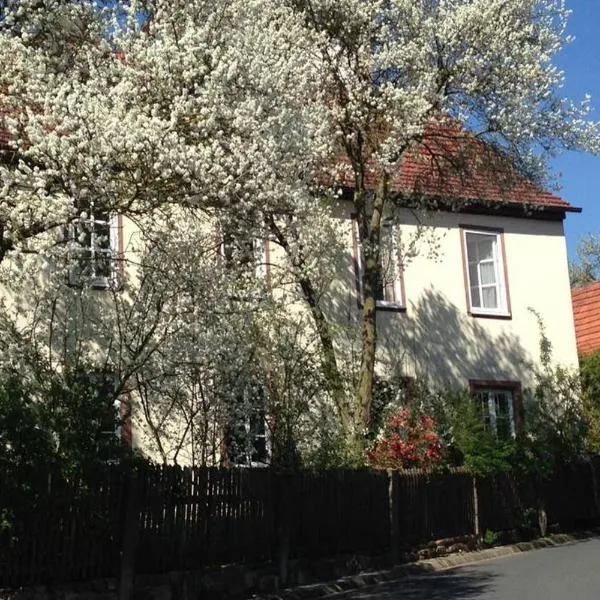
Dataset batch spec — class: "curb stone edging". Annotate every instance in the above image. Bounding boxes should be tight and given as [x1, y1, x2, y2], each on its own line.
[252, 529, 600, 600]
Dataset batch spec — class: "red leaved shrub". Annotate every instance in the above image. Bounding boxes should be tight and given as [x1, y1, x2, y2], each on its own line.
[367, 407, 443, 470]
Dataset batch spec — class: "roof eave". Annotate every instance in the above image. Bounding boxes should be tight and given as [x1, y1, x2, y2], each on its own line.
[386, 192, 581, 220]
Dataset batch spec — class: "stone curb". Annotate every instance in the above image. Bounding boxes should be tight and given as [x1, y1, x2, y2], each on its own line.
[253, 529, 600, 600]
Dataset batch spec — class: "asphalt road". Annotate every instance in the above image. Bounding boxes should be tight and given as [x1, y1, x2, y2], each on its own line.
[343, 537, 600, 600]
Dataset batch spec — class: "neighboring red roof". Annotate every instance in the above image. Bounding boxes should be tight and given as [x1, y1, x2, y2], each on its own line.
[572, 281, 600, 355]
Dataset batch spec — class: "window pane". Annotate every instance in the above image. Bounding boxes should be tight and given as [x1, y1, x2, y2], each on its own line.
[95, 250, 112, 278]
[479, 261, 496, 286]
[475, 393, 491, 430]
[75, 222, 92, 246]
[379, 242, 395, 302]
[376, 225, 399, 304]
[222, 232, 235, 263]
[470, 285, 481, 307]
[225, 423, 249, 465]
[248, 402, 268, 463]
[76, 253, 94, 278]
[383, 279, 396, 303]
[95, 222, 111, 250]
[466, 238, 478, 261]
[481, 286, 498, 309]
[495, 392, 513, 441]
[468, 262, 480, 287]
[94, 212, 111, 225]
[375, 276, 396, 303]
[474, 388, 515, 441]
[477, 237, 494, 260]
[375, 275, 385, 302]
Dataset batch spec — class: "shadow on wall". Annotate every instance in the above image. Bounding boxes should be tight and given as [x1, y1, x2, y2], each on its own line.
[320, 209, 538, 389]
[377, 288, 532, 388]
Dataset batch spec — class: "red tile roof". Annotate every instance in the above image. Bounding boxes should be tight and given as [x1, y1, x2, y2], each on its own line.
[0, 113, 580, 213]
[396, 129, 575, 211]
[332, 123, 579, 213]
[0, 107, 9, 146]
[572, 281, 600, 355]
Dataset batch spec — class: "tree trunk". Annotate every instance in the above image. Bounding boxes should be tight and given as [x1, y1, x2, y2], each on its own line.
[298, 275, 351, 432]
[266, 214, 351, 433]
[354, 175, 388, 434]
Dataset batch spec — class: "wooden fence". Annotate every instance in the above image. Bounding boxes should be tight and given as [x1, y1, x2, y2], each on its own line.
[1, 460, 600, 587]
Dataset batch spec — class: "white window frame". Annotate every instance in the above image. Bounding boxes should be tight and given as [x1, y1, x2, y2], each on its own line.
[68, 206, 119, 290]
[353, 219, 405, 310]
[462, 228, 510, 317]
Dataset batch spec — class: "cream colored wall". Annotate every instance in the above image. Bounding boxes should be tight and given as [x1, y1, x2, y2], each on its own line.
[89, 207, 584, 456]
[0, 203, 579, 462]
[324, 206, 579, 391]
[0, 215, 139, 362]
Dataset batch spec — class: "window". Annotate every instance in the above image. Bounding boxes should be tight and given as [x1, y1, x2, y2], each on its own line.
[462, 228, 510, 316]
[353, 219, 405, 310]
[470, 380, 522, 441]
[221, 230, 254, 266]
[68, 203, 119, 289]
[225, 388, 269, 467]
[64, 369, 125, 462]
[219, 224, 267, 278]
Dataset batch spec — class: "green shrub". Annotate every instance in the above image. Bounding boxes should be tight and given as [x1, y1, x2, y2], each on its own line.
[580, 349, 600, 454]
[416, 386, 517, 475]
[483, 529, 499, 546]
[0, 369, 124, 524]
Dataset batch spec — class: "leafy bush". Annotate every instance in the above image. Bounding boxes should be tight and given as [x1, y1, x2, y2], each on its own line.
[417, 386, 518, 475]
[0, 378, 57, 517]
[0, 369, 124, 526]
[516, 310, 588, 476]
[580, 349, 600, 454]
[483, 529, 499, 546]
[515, 367, 586, 477]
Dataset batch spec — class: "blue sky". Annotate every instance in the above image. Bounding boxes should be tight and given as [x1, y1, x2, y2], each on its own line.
[552, 0, 600, 258]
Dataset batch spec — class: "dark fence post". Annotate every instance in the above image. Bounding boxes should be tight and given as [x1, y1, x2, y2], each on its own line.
[587, 456, 600, 520]
[117, 461, 140, 600]
[275, 471, 293, 587]
[388, 471, 399, 563]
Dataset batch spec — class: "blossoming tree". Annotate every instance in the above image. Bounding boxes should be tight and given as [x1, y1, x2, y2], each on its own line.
[1, 0, 599, 463]
[287, 0, 600, 445]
